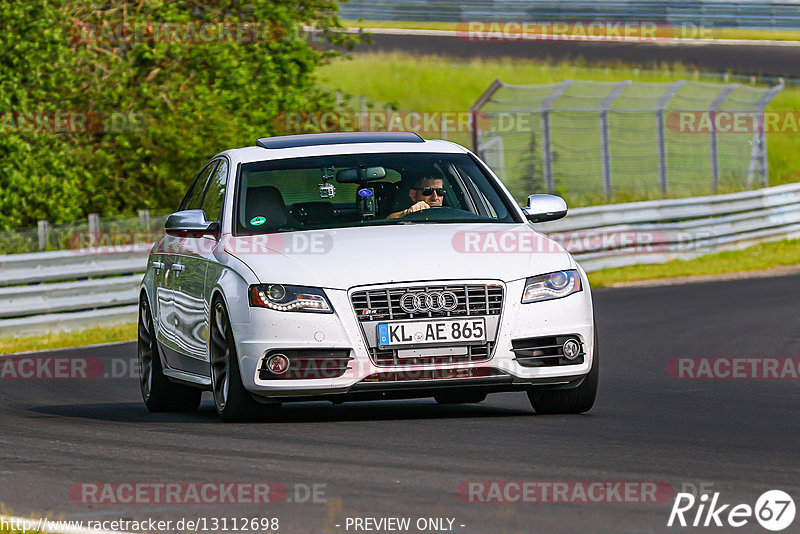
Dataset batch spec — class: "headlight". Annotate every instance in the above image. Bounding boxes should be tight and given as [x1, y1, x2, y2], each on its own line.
[249, 284, 333, 313]
[521, 270, 582, 304]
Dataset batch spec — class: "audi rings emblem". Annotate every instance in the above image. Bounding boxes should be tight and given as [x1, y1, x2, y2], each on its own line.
[399, 291, 459, 313]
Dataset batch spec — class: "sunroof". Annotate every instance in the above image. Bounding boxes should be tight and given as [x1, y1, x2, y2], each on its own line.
[255, 131, 425, 149]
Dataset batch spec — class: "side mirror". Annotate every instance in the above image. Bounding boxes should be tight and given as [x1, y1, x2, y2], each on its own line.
[165, 209, 220, 235]
[522, 194, 568, 223]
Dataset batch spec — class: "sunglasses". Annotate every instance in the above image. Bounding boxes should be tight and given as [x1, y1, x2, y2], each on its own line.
[413, 187, 446, 196]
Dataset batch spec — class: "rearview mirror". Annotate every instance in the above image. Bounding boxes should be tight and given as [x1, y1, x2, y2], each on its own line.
[165, 209, 220, 235]
[336, 167, 387, 183]
[522, 194, 568, 223]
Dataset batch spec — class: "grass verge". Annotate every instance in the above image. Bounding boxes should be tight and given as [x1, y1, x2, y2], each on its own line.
[345, 20, 800, 42]
[588, 238, 800, 287]
[0, 526, 41, 534]
[0, 322, 136, 355]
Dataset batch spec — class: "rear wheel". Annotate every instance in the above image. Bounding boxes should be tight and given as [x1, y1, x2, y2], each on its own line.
[434, 391, 487, 404]
[528, 331, 599, 414]
[210, 299, 275, 422]
[138, 295, 201, 412]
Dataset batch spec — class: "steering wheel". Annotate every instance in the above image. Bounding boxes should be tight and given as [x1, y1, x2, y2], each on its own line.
[402, 205, 463, 221]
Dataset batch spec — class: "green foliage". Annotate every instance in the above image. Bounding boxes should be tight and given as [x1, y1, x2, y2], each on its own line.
[0, 0, 360, 229]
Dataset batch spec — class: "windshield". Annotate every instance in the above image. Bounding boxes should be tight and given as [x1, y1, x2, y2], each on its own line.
[234, 152, 520, 234]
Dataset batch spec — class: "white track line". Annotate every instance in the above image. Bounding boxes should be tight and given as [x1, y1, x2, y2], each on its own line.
[0, 515, 133, 534]
[346, 26, 800, 48]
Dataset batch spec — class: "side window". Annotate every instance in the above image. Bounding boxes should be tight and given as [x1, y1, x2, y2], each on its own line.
[180, 161, 218, 211]
[201, 159, 228, 222]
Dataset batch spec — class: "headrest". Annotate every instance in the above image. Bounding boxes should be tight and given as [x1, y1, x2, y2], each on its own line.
[244, 186, 288, 230]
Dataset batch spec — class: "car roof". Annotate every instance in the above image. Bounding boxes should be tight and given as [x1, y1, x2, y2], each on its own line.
[255, 131, 426, 149]
[219, 137, 470, 164]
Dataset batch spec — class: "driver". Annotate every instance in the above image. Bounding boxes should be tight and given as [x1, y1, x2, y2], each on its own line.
[387, 175, 446, 218]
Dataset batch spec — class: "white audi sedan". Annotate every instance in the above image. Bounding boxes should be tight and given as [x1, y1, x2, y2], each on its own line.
[138, 131, 597, 421]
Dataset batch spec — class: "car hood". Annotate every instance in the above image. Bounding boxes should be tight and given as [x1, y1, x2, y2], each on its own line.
[225, 222, 573, 290]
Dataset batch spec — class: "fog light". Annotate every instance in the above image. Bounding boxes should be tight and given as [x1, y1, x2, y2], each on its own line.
[267, 353, 290, 375]
[562, 339, 581, 360]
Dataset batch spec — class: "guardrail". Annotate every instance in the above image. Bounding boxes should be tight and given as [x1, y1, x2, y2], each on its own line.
[3, 182, 800, 337]
[538, 182, 800, 270]
[0, 247, 148, 338]
[340, 1, 800, 30]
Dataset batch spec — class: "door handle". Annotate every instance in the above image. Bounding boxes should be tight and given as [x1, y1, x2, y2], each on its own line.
[152, 260, 165, 271]
[170, 263, 185, 273]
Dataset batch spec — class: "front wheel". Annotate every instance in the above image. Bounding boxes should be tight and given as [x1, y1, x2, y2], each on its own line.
[138, 295, 201, 412]
[210, 299, 277, 422]
[527, 331, 598, 414]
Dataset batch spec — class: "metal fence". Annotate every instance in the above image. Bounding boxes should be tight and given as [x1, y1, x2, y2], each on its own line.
[471, 78, 784, 204]
[0, 211, 168, 254]
[3, 183, 800, 337]
[339, 1, 800, 29]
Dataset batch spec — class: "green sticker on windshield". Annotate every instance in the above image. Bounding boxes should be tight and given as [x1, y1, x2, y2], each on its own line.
[250, 216, 266, 226]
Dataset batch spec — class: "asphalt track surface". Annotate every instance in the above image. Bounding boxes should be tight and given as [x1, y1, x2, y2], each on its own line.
[1, 275, 799, 533]
[356, 33, 800, 77]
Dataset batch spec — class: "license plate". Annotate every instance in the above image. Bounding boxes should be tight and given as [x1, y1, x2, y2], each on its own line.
[377, 318, 486, 348]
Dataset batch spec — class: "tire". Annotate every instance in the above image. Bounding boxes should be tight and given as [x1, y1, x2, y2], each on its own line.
[528, 331, 599, 415]
[434, 391, 487, 404]
[209, 299, 276, 422]
[138, 295, 202, 412]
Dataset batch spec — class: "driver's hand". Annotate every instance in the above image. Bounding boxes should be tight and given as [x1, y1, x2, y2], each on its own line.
[405, 201, 430, 214]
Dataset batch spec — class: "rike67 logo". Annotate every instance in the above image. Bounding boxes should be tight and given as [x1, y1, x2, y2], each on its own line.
[668, 490, 795, 531]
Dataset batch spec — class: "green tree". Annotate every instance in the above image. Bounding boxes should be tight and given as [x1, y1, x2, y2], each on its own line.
[0, 0, 361, 228]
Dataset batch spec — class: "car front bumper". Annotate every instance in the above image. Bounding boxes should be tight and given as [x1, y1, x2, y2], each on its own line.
[232, 278, 594, 400]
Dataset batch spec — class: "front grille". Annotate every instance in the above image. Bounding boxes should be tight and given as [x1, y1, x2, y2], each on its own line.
[351, 283, 504, 367]
[512, 335, 584, 367]
[351, 283, 503, 322]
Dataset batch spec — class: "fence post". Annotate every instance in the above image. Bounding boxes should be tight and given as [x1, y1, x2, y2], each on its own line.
[747, 78, 784, 188]
[88, 213, 100, 246]
[385, 104, 393, 132]
[655, 81, 686, 196]
[138, 209, 150, 229]
[709, 84, 738, 193]
[359, 96, 367, 131]
[599, 81, 631, 200]
[37, 220, 49, 251]
[335, 91, 342, 110]
[468, 78, 504, 154]
[540, 80, 573, 194]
